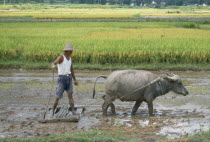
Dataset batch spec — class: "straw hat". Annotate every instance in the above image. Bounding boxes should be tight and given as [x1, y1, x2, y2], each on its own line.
[63, 43, 77, 51]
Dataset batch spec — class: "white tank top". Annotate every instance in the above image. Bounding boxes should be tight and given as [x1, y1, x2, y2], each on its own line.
[57, 55, 72, 75]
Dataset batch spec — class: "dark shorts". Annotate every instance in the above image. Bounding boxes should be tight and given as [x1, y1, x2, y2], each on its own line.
[55, 74, 73, 99]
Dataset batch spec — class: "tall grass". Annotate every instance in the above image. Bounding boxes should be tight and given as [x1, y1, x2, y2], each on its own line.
[0, 22, 210, 65]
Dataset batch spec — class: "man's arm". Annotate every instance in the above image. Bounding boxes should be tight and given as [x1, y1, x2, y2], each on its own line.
[71, 64, 78, 86]
[51, 55, 63, 70]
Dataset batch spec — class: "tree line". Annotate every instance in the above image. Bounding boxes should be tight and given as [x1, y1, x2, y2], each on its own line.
[1, 0, 209, 6]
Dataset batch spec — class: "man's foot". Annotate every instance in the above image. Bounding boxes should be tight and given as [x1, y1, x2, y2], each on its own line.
[51, 110, 55, 118]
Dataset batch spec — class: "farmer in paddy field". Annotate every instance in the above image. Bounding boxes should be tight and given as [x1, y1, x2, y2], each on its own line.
[51, 43, 79, 116]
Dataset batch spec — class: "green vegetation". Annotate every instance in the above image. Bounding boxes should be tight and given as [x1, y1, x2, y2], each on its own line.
[0, 4, 210, 20]
[0, 130, 139, 142]
[1, 129, 209, 142]
[0, 22, 210, 70]
[0, 61, 209, 70]
[0, 4, 210, 70]
[0, 4, 210, 10]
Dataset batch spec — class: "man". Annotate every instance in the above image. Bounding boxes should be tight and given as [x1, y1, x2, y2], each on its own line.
[51, 43, 78, 116]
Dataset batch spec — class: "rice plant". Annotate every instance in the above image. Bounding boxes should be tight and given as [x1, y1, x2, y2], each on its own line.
[0, 22, 209, 65]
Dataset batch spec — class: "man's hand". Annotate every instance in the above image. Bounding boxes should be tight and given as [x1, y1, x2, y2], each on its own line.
[74, 80, 79, 86]
[51, 64, 56, 71]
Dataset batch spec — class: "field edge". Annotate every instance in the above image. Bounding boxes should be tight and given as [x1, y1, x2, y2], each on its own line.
[0, 61, 209, 71]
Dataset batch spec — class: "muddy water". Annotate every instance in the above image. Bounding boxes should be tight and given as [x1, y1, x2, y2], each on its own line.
[0, 70, 209, 140]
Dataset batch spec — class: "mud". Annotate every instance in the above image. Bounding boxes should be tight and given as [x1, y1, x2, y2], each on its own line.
[0, 70, 210, 141]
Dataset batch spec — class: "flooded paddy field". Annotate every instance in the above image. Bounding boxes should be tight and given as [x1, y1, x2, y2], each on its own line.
[0, 70, 209, 141]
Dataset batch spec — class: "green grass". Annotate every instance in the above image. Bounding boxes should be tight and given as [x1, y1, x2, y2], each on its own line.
[0, 130, 140, 142]
[1, 130, 209, 142]
[0, 60, 209, 70]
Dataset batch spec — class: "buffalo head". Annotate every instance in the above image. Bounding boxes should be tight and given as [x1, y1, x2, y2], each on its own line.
[165, 73, 189, 96]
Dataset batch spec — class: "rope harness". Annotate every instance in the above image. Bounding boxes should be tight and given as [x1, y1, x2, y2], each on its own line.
[118, 77, 163, 100]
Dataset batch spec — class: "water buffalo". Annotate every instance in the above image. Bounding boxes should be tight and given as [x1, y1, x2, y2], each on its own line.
[93, 70, 189, 116]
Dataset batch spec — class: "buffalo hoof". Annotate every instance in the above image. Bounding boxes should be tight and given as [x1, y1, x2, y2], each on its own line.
[149, 114, 155, 117]
[111, 111, 116, 115]
[102, 113, 107, 117]
[131, 113, 136, 116]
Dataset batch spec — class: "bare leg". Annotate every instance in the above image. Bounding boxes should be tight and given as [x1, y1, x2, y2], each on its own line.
[52, 98, 59, 116]
[147, 102, 154, 116]
[67, 93, 76, 115]
[131, 100, 143, 116]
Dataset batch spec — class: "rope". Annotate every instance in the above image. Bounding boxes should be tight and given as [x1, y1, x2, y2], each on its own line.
[43, 70, 55, 119]
[158, 80, 164, 96]
[118, 77, 161, 100]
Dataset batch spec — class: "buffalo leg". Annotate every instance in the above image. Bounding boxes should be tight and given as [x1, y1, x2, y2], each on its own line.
[102, 95, 116, 114]
[131, 100, 143, 116]
[102, 95, 115, 116]
[147, 102, 154, 116]
[102, 102, 109, 116]
[109, 103, 116, 114]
